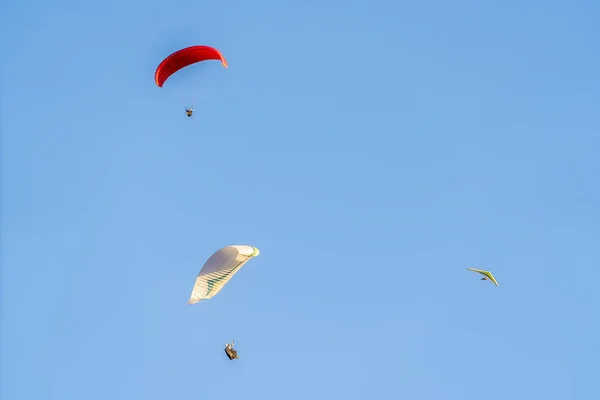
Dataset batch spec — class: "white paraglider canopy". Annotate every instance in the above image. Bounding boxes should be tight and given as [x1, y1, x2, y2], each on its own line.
[188, 245, 260, 304]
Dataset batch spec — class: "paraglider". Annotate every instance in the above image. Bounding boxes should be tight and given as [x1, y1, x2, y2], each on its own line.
[188, 245, 260, 304]
[225, 340, 239, 360]
[467, 268, 499, 286]
[154, 45, 228, 117]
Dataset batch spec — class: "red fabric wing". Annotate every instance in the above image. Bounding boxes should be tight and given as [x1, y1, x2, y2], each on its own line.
[155, 45, 228, 87]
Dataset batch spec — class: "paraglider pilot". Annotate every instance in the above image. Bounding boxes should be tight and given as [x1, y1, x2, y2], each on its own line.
[225, 340, 239, 360]
[185, 106, 194, 117]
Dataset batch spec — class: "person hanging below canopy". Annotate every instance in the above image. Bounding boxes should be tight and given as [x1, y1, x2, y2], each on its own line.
[224, 340, 239, 360]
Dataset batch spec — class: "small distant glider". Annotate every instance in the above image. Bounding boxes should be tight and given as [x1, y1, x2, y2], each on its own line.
[467, 268, 499, 286]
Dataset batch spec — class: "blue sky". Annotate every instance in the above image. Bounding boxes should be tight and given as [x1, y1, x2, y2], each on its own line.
[2, 0, 599, 399]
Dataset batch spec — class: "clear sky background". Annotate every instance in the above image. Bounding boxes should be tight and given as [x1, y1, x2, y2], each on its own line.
[2, 0, 599, 399]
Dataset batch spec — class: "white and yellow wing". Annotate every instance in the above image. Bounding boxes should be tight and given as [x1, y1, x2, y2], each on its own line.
[188, 245, 260, 304]
[467, 268, 499, 286]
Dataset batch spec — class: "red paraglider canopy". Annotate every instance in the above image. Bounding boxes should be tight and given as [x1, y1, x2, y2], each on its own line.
[154, 45, 228, 87]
